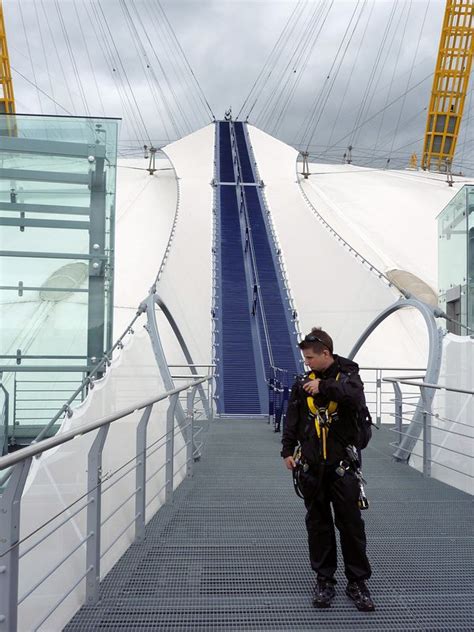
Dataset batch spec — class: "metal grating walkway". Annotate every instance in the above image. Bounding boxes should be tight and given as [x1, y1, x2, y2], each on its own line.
[66, 420, 473, 631]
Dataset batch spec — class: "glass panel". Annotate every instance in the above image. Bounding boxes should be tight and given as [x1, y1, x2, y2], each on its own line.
[467, 186, 474, 329]
[0, 113, 119, 437]
[437, 186, 468, 325]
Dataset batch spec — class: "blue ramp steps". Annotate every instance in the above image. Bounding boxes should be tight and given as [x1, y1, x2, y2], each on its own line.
[214, 121, 301, 415]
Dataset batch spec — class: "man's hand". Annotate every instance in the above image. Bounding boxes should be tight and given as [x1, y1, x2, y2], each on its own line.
[303, 378, 321, 395]
[284, 456, 296, 470]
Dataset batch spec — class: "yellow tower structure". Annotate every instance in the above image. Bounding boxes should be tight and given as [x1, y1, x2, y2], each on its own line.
[422, 0, 474, 171]
[0, 0, 15, 115]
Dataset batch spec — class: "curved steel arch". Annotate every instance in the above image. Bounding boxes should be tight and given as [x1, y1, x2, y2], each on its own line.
[145, 293, 211, 422]
[349, 297, 444, 462]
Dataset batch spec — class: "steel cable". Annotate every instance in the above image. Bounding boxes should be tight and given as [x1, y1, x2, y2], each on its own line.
[258, 1, 327, 131]
[242, 1, 307, 122]
[302, 0, 367, 152]
[157, 0, 215, 123]
[265, 1, 330, 135]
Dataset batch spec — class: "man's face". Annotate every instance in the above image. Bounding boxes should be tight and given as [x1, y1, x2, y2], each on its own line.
[303, 349, 331, 372]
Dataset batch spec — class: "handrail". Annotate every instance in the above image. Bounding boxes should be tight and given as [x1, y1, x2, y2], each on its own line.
[383, 375, 473, 483]
[383, 377, 474, 396]
[31, 308, 145, 444]
[244, 128, 303, 344]
[230, 122, 274, 368]
[0, 377, 209, 471]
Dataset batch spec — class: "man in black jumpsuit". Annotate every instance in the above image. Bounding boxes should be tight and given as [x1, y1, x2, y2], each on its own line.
[281, 327, 375, 611]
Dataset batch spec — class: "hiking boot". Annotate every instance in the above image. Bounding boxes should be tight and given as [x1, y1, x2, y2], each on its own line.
[312, 578, 336, 608]
[345, 580, 375, 611]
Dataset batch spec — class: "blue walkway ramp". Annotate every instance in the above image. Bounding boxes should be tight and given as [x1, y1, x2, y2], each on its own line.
[65, 421, 473, 631]
[214, 121, 301, 415]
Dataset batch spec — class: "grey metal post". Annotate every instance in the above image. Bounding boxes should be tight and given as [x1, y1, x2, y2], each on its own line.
[421, 387, 431, 478]
[0, 384, 8, 456]
[85, 425, 109, 605]
[376, 369, 382, 426]
[0, 458, 32, 632]
[87, 155, 107, 372]
[186, 385, 199, 478]
[135, 405, 153, 542]
[393, 382, 403, 446]
[165, 395, 179, 504]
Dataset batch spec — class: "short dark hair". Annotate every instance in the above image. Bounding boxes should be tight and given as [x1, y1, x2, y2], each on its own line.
[298, 327, 333, 354]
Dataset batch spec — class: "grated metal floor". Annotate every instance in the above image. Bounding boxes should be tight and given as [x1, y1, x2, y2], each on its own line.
[65, 420, 473, 631]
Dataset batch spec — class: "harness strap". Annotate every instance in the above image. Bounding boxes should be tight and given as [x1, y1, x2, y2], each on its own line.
[306, 372, 340, 461]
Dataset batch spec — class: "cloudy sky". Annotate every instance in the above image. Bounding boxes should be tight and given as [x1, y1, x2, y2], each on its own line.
[3, 0, 474, 172]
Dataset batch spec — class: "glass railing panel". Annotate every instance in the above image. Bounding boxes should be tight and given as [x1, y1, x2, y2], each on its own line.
[0, 113, 119, 443]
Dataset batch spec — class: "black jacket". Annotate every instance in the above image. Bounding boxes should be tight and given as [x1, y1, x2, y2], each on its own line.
[281, 355, 366, 467]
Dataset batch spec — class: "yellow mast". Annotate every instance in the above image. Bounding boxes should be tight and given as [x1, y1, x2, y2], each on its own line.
[422, 0, 474, 171]
[0, 0, 15, 115]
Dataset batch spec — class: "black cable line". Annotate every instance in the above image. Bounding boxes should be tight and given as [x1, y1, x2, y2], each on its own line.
[325, 0, 376, 149]
[96, 1, 151, 143]
[118, 0, 173, 141]
[18, 2, 43, 113]
[303, 0, 366, 152]
[72, 0, 107, 118]
[244, 1, 307, 122]
[33, 0, 56, 115]
[10, 67, 74, 115]
[87, 0, 146, 145]
[139, 0, 195, 134]
[148, 2, 207, 130]
[258, 1, 326, 132]
[83, 0, 144, 147]
[157, 0, 215, 122]
[128, 1, 187, 137]
[349, 0, 399, 150]
[40, 0, 77, 115]
[298, 0, 358, 149]
[316, 71, 434, 159]
[145, 0, 204, 132]
[238, 0, 305, 121]
[266, 1, 329, 135]
[370, 3, 411, 155]
[259, 1, 328, 131]
[388, 0, 428, 160]
[54, 0, 91, 116]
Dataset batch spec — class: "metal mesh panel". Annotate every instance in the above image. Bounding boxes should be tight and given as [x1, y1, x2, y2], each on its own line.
[65, 420, 473, 631]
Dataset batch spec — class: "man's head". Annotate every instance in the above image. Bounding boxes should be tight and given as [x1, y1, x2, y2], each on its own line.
[299, 327, 334, 372]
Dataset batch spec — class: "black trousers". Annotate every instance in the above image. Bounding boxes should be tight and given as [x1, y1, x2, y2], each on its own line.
[300, 467, 371, 582]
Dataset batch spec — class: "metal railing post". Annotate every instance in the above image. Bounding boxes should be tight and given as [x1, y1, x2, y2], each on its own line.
[135, 405, 153, 542]
[421, 386, 431, 478]
[0, 458, 31, 632]
[165, 394, 179, 504]
[85, 425, 109, 605]
[393, 382, 403, 446]
[186, 386, 199, 477]
[376, 369, 382, 426]
[0, 384, 9, 457]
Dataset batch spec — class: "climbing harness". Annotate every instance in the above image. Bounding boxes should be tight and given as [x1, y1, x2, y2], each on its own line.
[292, 372, 370, 509]
[305, 371, 340, 462]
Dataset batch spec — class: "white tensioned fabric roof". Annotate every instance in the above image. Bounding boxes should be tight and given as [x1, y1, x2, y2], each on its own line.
[3, 123, 465, 379]
[246, 125, 470, 369]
